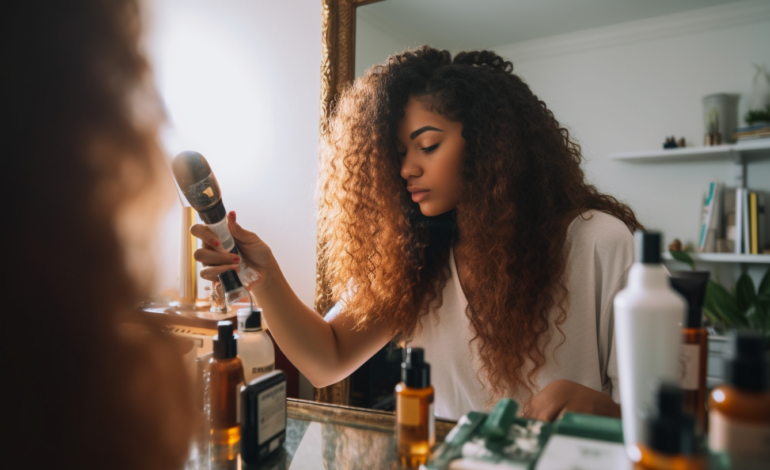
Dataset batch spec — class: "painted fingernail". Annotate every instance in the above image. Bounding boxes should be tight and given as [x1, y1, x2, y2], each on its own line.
[229, 211, 236, 221]
[234, 256, 240, 263]
[211, 239, 220, 247]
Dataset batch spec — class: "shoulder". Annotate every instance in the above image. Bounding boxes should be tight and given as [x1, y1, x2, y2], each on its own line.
[566, 210, 634, 261]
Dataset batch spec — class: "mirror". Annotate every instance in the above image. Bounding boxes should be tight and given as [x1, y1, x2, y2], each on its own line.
[318, 0, 770, 406]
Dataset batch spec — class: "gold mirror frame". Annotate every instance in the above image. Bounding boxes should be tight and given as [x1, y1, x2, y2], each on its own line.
[315, 0, 385, 405]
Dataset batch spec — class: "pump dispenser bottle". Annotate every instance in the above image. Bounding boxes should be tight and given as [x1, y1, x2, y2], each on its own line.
[669, 271, 709, 435]
[208, 320, 245, 446]
[236, 307, 275, 383]
[396, 347, 435, 468]
[614, 231, 686, 457]
[631, 383, 704, 470]
[709, 330, 770, 469]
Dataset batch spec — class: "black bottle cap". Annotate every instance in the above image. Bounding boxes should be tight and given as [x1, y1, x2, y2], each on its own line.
[635, 231, 661, 264]
[402, 347, 430, 389]
[725, 330, 767, 391]
[646, 383, 696, 455]
[213, 321, 238, 359]
[237, 307, 263, 332]
[669, 271, 709, 328]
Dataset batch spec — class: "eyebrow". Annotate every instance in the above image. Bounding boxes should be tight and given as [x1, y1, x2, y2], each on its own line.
[409, 126, 444, 140]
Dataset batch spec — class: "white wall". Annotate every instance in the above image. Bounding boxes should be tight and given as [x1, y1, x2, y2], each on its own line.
[355, 15, 414, 78]
[492, 4, 770, 251]
[145, 0, 321, 399]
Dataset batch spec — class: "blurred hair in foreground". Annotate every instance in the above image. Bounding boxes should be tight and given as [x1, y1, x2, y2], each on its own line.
[2, 1, 192, 469]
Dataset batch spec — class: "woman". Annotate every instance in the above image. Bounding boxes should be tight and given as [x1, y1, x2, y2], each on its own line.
[6, 1, 193, 468]
[193, 46, 641, 421]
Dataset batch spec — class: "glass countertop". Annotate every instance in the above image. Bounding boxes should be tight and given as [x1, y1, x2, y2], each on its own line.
[186, 399, 456, 470]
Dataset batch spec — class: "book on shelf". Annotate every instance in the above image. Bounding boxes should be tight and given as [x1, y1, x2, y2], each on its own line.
[709, 183, 768, 254]
[734, 124, 770, 142]
[698, 181, 720, 253]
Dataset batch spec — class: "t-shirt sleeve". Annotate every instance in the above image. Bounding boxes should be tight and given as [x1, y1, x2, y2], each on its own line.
[593, 217, 635, 403]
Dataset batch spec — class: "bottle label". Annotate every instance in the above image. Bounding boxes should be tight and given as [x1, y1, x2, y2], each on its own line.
[709, 410, 770, 463]
[397, 395, 420, 426]
[207, 218, 236, 253]
[258, 382, 287, 445]
[252, 363, 275, 375]
[679, 344, 700, 390]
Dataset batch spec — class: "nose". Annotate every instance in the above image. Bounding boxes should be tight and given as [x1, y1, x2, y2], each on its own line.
[400, 151, 422, 180]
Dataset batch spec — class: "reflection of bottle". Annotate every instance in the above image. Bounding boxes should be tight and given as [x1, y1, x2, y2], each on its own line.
[208, 321, 245, 446]
[396, 347, 434, 468]
[709, 331, 770, 470]
[236, 307, 275, 383]
[614, 232, 685, 457]
[669, 271, 709, 436]
[172, 151, 255, 305]
[631, 383, 704, 470]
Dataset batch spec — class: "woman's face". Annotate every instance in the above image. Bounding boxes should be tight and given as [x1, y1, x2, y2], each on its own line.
[396, 97, 465, 217]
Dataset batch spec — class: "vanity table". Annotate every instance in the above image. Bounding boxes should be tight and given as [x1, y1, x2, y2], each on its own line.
[186, 398, 456, 469]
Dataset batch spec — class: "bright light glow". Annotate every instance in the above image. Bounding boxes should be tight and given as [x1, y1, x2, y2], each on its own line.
[154, 10, 274, 188]
[712, 389, 726, 403]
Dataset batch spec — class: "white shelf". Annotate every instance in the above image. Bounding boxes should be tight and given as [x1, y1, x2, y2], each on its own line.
[610, 140, 770, 162]
[662, 252, 770, 264]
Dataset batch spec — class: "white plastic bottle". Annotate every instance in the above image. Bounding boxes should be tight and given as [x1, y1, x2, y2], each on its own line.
[236, 307, 275, 383]
[613, 231, 685, 458]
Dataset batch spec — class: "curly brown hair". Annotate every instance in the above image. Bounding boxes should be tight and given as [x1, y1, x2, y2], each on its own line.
[5, 1, 190, 469]
[319, 46, 642, 398]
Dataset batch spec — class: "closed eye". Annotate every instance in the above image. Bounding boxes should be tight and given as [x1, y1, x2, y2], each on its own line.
[421, 143, 439, 153]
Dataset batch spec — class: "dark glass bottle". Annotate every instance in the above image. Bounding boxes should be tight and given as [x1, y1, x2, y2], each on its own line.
[632, 383, 704, 470]
[208, 321, 245, 447]
[396, 347, 435, 468]
[709, 331, 770, 469]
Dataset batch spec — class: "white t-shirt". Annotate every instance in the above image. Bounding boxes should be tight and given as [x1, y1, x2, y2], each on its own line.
[409, 210, 635, 420]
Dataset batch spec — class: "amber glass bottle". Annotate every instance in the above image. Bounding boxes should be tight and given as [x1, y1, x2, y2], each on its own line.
[208, 321, 245, 447]
[709, 331, 770, 469]
[632, 383, 704, 470]
[670, 271, 709, 436]
[396, 347, 435, 468]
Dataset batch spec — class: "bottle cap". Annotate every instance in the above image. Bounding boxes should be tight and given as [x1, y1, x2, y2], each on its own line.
[237, 307, 263, 332]
[634, 231, 661, 264]
[213, 320, 238, 359]
[669, 271, 709, 328]
[725, 330, 767, 391]
[646, 383, 696, 455]
[402, 347, 430, 389]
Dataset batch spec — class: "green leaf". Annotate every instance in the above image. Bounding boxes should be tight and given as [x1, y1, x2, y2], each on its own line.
[669, 250, 695, 271]
[759, 267, 770, 297]
[735, 274, 757, 313]
[705, 280, 746, 328]
[702, 306, 727, 332]
[746, 301, 770, 335]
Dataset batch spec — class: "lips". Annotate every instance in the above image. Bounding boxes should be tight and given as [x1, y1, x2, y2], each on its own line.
[409, 188, 430, 203]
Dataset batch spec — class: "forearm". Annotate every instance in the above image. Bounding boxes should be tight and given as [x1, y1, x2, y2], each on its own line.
[249, 263, 346, 387]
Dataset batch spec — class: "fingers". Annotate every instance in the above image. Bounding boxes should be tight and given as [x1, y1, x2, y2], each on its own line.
[227, 211, 260, 244]
[199, 264, 240, 282]
[194, 247, 240, 267]
[190, 224, 228, 253]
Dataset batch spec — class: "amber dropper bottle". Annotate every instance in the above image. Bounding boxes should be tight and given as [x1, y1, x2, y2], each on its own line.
[709, 330, 770, 469]
[670, 271, 709, 436]
[631, 383, 704, 470]
[208, 321, 245, 447]
[396, 347, 435, 468]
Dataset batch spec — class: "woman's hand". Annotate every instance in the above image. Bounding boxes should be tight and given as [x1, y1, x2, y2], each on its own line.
[190, 211, 275, 290]
[521, 379, 621, 422]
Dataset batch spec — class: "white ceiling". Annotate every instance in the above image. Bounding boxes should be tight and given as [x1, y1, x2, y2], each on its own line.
[357, 0, 745, 51]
